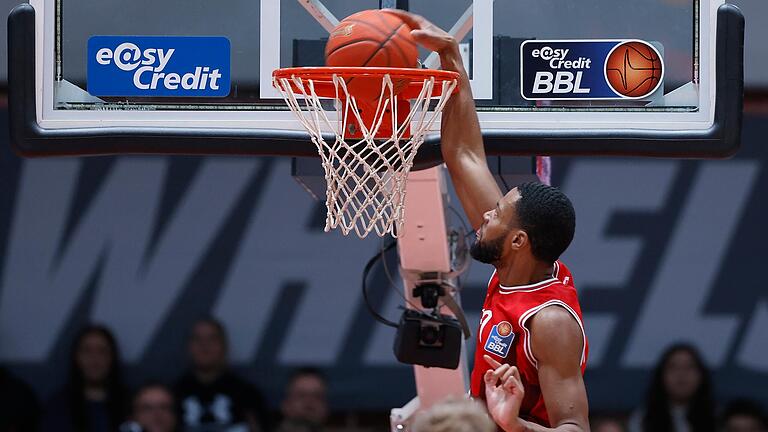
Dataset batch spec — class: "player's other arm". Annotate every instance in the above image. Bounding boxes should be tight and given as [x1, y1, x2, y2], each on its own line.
[384, 10, 502, 230]
[524, 306, 590, 432]
[484, 306, 589, 432]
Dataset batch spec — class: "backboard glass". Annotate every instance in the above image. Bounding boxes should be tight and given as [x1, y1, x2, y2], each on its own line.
[8, 0, 743, 158]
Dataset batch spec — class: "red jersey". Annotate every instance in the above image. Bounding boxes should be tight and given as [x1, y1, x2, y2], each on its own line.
[470, 261, 588, 427]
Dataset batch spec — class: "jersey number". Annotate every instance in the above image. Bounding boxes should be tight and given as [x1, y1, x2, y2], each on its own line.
[479, 309, 493, 342]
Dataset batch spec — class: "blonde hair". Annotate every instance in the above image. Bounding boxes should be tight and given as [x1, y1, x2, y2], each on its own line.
[411, 397, 496, 432]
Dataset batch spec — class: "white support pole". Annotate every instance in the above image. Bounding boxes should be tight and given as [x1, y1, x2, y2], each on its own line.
[259, 1, 282, 99]
[295, 0, 340, 32]
[422, 5, 474, 70]
[390, 166, 470, 431]
[421, 1, 495, 99]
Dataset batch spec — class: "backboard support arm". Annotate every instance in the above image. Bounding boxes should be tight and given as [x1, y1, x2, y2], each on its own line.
[390, 166, 471, 431]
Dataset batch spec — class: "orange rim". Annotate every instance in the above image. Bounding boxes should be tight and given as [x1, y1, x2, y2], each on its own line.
[273, 67, 460, 100]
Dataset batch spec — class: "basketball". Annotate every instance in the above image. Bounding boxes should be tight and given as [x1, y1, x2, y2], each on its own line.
[325, 10, 418, 102]
[605, 41, 663, 98]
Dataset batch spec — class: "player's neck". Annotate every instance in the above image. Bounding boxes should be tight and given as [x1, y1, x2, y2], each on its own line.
[495, 258, 554, 287]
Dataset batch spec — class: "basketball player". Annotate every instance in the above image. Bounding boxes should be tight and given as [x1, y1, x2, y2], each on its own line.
[386, 10, 590, 432]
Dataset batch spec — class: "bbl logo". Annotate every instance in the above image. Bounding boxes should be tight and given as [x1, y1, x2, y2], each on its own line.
[521, 40, 664, 100]
[484, 320, 515, 358]
[87, 36, 231, 97]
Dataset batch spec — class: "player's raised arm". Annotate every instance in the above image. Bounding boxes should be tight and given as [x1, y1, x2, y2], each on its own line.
[384, 10, 502, 230]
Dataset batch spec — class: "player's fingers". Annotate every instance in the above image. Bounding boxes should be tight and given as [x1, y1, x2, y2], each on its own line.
[409, 29, 454, 52]
[490, 364, 511, 382]
[484, 369, 497, 386]
[485, 374, 499, 400]
[510, 365, 522, 382]
[484, 354, 503, 369]
[501, 365, 518, 383]
[508, 373, 525, 395]
[409, 29, 432, 43]
[502, 375, 517, 392]
[484, 364, 508, 387]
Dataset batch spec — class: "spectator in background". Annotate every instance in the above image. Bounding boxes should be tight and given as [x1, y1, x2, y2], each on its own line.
[721, 399, 768, 432]
[122, 383, 178, 432]
[629, 343, 716, 432]
[174, 318, 268, 432]
[591, 415, 627, 432]
[410, 397, 495, 432]
[41, 324, 128, 432]
[275, 368, 329, 432]
[0, 366, 40, 431]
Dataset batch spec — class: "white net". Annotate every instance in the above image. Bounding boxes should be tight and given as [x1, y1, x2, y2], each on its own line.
[274, 71, 457, 238]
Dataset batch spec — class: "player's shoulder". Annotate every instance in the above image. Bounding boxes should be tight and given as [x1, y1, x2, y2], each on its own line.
[530, 304, 580, 330]
[528, 304, 585, 362]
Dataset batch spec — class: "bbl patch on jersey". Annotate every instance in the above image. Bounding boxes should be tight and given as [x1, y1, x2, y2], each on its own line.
[484, 320, 515, 358]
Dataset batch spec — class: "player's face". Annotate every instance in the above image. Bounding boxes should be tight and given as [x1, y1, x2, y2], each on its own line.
[470, 189, 521, 264]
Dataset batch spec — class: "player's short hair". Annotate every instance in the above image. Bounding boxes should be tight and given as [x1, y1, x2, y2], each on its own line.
[515, 182, 576, 263]
[410, 397, 495, 432]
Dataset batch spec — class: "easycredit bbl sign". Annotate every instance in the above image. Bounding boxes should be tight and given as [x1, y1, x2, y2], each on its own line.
[87, 36, 231, 97]
[521, 40, 664, 100]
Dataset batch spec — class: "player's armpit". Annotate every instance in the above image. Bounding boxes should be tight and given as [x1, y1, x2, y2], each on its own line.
[528, 306, 590, 432]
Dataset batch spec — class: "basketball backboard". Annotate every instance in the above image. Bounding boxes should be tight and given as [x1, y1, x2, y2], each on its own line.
[8, 0, 743, 159]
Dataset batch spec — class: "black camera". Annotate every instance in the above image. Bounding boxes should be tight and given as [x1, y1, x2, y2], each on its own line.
[393, 308, 463, 369]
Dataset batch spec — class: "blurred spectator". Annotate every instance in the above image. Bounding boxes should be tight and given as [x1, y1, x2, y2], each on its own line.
[174, 318, 268, 432]
[0, 366, 40, 431]
[40, 324, 128, 432]
[591, 415, 627, 432]
[410, 397, 495, 432]
[275, 368, 329, 432]
[721, 399, 768, 432]
[629, 343, 715, 432]
[120, 382, 178, 432]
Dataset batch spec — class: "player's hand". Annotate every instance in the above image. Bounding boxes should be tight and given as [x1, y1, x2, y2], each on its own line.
[382, 9, 458, 55]
[484, 355, 525, 432]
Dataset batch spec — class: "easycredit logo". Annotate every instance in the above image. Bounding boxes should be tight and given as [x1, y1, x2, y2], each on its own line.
[521, 40, 663, 100]
[87, 36, 231, 97]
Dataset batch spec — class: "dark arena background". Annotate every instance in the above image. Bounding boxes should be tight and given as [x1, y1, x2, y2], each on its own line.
[1, 0, 767, 431]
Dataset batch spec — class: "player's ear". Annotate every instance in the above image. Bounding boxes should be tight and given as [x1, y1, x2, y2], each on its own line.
[509, 229, 528, 251]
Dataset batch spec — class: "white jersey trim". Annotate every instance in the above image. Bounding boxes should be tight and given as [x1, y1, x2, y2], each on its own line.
[518, 300, 587, 370]
[499, 277, 559, 291]
[491, 261, 562, 292]
[498, 280, 560, 294]
[487, 269, 498, 289]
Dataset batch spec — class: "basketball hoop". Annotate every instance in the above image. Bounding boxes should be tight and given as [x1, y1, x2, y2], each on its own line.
[273, 67, 459, 238]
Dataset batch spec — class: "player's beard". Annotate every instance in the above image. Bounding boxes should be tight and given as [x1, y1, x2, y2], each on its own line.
[470, 234, 505, 264]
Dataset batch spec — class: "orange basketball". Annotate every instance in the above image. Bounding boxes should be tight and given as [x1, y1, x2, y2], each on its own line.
[325, 10, 418, 102]
[605, 41, 663, 98]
